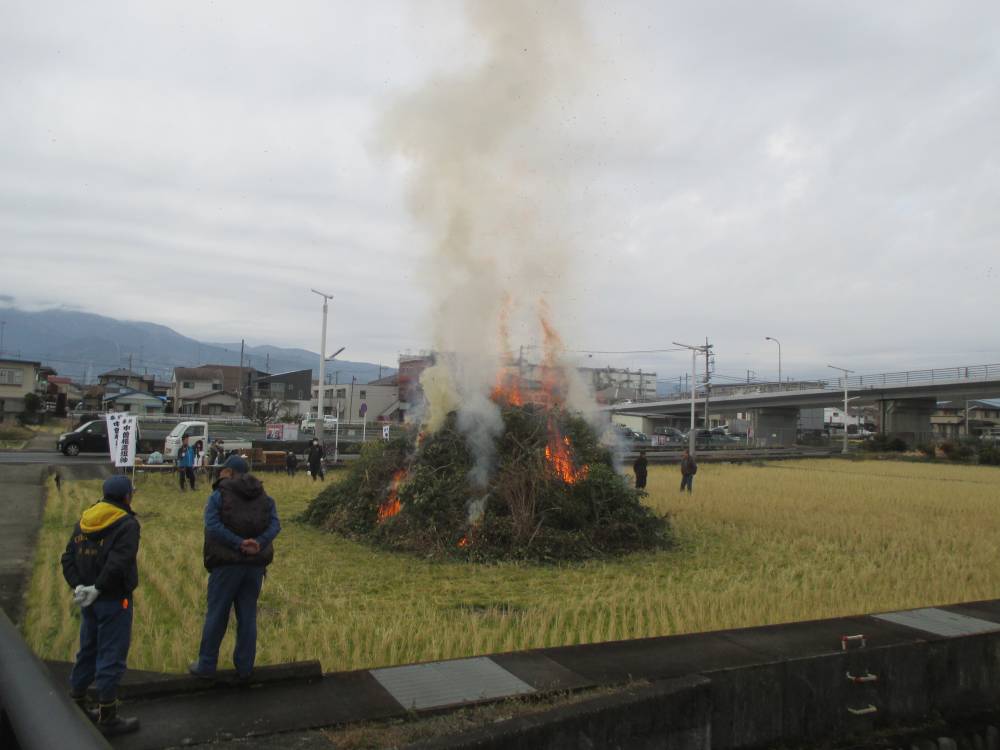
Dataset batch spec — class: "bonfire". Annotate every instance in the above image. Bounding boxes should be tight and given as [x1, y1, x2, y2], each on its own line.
[303, 359, 671, 563]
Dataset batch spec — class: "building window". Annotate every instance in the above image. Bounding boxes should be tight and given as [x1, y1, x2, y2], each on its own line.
[182, 381, 194, 389]
[0, 368, 25, 386]
[360, 390, 367, 399]
[212, 383, 222, 391]
[336, 388, 346, 398]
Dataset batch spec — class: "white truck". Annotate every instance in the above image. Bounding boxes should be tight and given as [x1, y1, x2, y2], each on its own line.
[163, 421, 253, 461]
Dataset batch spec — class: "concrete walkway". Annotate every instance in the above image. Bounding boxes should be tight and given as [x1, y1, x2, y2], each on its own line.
[0, 464, 47, 625]
[35, 598, 1000, 749]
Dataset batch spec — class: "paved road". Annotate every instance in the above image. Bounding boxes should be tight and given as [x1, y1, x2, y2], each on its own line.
[0, 451, 110, 466]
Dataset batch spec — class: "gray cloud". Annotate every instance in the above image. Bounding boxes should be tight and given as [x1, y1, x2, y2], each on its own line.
[1, 0, 997, 382]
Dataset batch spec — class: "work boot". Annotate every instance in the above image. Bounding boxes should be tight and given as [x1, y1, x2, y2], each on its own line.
[97, 701, 140, 736]
[70, 691, 98, 722]
[188, 662, 215, 680]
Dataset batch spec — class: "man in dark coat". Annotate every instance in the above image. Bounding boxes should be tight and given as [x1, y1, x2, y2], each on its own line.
[633, 449, 648, 490]
[190, 455, 280, 680]
[680, 449, 697, 493]
[307, 438, 325, 481]
[61, 475, 141, 736]
[285, 450, 298, 476]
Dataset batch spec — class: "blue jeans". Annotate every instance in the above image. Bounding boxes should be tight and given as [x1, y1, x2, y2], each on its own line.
[195, 565, 265, 677]
[70, 597, 133, 702]
[680, 474, 694, 492]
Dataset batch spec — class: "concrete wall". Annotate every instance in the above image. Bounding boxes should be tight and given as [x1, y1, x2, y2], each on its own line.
[410, 624, 1000, 750]
[881, 397, 936, 444]
[749, 406, 799, 447]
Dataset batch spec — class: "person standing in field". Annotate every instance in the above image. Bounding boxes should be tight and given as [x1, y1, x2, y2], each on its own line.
[189, 455, 280, 681]
[633, 448, 648, 489]
[285, 450, 298, 476]
[307, 438, 325, 481]
[680, 449, 697, 493]
[177, 434, 197, 491]
[60, 475, 141, 737]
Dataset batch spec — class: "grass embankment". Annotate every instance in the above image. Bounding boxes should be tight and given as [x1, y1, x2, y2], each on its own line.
[0, 425, 33, 450]
[22, 459, 1000, 674]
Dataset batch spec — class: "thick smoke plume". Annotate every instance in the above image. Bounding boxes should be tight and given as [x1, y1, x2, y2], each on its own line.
[381, 1, 594, 486]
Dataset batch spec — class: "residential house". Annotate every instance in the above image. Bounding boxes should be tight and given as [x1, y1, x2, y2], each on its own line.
[932, 399, 1000, 439]
[311, 380, 401, 424]
[172, 365, 267, 415]
[255, 369, 312, 417]
[45, 375, 83, 414]
[103, 388, 166, 415]
[97, 368, 152, 392]
[0, 358, 41, 422]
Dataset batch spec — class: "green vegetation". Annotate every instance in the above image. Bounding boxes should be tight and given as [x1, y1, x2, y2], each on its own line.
[304, 408, 671, 562]
[22, 458, 1000, 675]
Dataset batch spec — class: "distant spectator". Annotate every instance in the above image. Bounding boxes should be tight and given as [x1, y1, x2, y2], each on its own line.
[307, 439, 324, 481]
[633, 449, 648, 490]
[680, 449, 697, 493]
[177, 435, 197, 492]
[285, 451, 298, 477]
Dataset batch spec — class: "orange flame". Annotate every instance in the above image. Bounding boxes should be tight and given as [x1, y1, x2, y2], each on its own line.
[544, 420, 588, 484]
[377, 470, 407, 522]
[490, 369, 524, 406]
[457, 535, 470, 548]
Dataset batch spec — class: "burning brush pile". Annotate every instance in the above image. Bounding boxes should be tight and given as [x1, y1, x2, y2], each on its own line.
[303, 376, 671, 563]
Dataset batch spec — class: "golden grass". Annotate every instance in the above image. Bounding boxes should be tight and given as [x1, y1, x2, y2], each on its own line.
[22, 459, 1000, 675]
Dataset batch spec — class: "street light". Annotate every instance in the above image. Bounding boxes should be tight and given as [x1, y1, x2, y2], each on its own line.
[765, 337, 781, 386]
[311, 289, 334, 442]
[827, 364, 854, 454]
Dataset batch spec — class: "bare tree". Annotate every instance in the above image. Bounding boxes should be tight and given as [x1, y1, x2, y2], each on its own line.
[245, 397, 290, 428]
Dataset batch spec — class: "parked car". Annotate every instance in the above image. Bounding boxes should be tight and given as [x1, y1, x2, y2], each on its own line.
[57, 419, 111, 456]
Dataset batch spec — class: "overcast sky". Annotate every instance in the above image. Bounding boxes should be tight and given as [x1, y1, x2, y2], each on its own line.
[2, 1, 998, 385]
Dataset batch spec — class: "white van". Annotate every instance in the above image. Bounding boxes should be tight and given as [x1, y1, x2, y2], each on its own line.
[163, 421, 252, 460]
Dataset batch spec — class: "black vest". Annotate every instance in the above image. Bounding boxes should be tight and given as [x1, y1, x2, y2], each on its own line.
[203, 477, 275, 569]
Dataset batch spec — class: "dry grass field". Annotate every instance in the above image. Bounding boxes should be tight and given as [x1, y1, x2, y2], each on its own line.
[21, 458, 1000, 674]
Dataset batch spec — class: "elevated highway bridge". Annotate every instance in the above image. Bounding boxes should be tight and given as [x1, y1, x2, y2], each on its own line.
[609, 363, 1000, 446]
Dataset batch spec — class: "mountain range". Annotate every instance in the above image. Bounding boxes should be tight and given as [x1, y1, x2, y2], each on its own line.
[0, 307, 394, 385]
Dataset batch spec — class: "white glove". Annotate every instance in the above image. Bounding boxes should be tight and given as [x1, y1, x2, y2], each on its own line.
[77, 585, 100, 608]
[72, 585, 86, 606]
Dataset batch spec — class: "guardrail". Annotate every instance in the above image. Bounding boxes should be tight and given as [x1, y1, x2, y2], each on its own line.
[831, 363, 1000, 391]
[0, 609, 110, 749]
[628, 363, 1000, 404]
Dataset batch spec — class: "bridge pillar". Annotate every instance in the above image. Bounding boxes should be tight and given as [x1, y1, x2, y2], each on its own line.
[749, 406, 799, 447]
[879, 398, 936, 445]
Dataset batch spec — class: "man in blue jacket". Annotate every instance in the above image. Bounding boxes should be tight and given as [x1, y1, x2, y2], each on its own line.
[61, 475, 141, 736]
[189, 455, 280, 681]
[177, 434, 197, 491]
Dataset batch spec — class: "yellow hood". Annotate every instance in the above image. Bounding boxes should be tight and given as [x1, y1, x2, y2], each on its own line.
[80, 501, 127, 534]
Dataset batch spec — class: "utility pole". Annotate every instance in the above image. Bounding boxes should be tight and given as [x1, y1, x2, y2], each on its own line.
[827, 364, 854, 454]
[674, 341, 711, 456]
[128, 353, 133, 371]
[311, 289, 334, 442]
[348, 375, 356, 426]
[703, 337, 713, 429]
[239, 339, 246, 416]
[265, 353, 270, 373]
[0, 320, 5, 357]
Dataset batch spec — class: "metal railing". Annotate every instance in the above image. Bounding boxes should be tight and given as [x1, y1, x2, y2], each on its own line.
[829, 363, 1000, 391]
[630, 363, 1000, 404]
[0, 610, 110, 749]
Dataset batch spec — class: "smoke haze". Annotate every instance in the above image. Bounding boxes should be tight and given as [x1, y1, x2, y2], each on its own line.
[380, 0, 595, 484]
